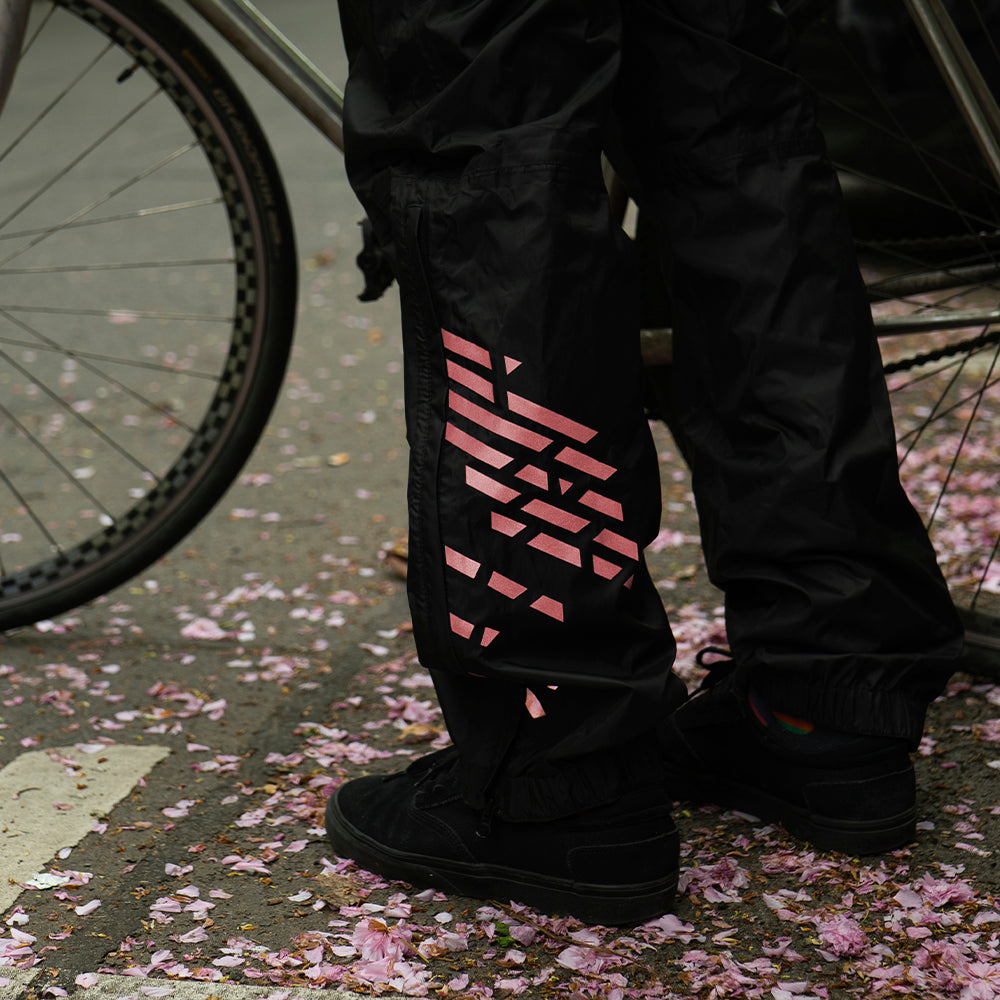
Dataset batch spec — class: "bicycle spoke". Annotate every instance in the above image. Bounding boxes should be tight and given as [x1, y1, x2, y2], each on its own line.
[973, 532, 1000, 609]
[1, 258, 233, 275]
[894, 359, 1000, 451]
[838, 156, 999, 234]
[0, 332, 224, 381]
[0, 199, 225, 243]
[0, 91, 164, 236]
[894, 355, 971, 461]
[0, 344, 160, 480]
[0, 137, 199, 269]
[0, 398, 117, 522]
[0, 308, 202, 434]
[0, 449, 65, 562]
[816, 10, 1000, 283]
[0, 39, 114, 169]
[18, 4, 56, 60]
[923, 346, 1000, 529]
[966, 0, 1000, 62]
[828, 105, 999, 231]
[2, 304, 234, 324]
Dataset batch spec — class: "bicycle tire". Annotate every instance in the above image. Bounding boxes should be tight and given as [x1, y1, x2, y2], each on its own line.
[639, 0, 1000, 673]
[0, 0, 296, 630]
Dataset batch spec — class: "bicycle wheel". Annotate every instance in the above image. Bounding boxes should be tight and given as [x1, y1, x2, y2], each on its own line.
[0, 0, 297, 630]
[791, 1, 1000, 672]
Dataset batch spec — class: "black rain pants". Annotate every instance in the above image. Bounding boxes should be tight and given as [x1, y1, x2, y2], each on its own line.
[335, 0, 964, 821]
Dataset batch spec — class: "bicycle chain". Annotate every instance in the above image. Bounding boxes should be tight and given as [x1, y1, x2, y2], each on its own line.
[882, 327, 1000, 374]
[867, 228, 1000, 374]
[865, 229, 1000, 257]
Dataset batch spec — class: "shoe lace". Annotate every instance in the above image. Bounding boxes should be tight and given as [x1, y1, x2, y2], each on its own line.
[694, 646, 736, 690]
[408, 746, 460, 788]
[409, 746, 498, 837]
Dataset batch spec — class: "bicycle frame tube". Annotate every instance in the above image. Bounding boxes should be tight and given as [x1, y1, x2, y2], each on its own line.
[187, 0, 1000, 191]
[0, 0, 344, 146]
[0, 0, 30, 119]
[903, 0, 1000, 190]
[4, 0, 997, 180]
[183, 0, 344, 149]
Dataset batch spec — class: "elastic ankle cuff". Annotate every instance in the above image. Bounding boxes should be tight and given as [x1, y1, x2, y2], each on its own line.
[750, 671, 927, 747]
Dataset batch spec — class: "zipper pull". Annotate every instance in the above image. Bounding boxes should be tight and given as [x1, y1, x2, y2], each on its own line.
[475, 799, 498, 839]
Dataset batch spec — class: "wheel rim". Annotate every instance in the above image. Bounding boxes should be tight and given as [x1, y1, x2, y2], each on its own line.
[0, 0, 268, 614]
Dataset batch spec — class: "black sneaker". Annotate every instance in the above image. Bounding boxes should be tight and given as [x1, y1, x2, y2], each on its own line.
[659, 664, 916, 855]
[325, 748, 679, 926]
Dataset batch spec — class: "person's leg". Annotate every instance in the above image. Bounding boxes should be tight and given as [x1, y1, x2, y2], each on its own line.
[327, 0, 681, 922]
[614, 0, 963, 851]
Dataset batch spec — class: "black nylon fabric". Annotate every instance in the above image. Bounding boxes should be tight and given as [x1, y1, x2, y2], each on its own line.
[612, 0, 962, 737]
[335, 0, 963, 821]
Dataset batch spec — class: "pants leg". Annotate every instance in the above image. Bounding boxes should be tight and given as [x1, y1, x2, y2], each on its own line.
[614, 0, 963, 743]
[337, 0, 677, 819]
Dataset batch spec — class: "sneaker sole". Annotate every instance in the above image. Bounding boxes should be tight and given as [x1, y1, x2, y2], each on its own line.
[665, 768, 916, 856]
[325, 791, 679, 926]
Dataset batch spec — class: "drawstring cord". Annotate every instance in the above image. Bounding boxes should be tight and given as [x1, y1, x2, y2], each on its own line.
[694, 646, 735, 691]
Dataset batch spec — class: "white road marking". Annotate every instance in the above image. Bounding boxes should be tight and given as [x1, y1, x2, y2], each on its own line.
[0, 970, 39, 999]
[8, 975, 369, 1000]
[0, 744, 170, 911]
[0, 753, 380, 998]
